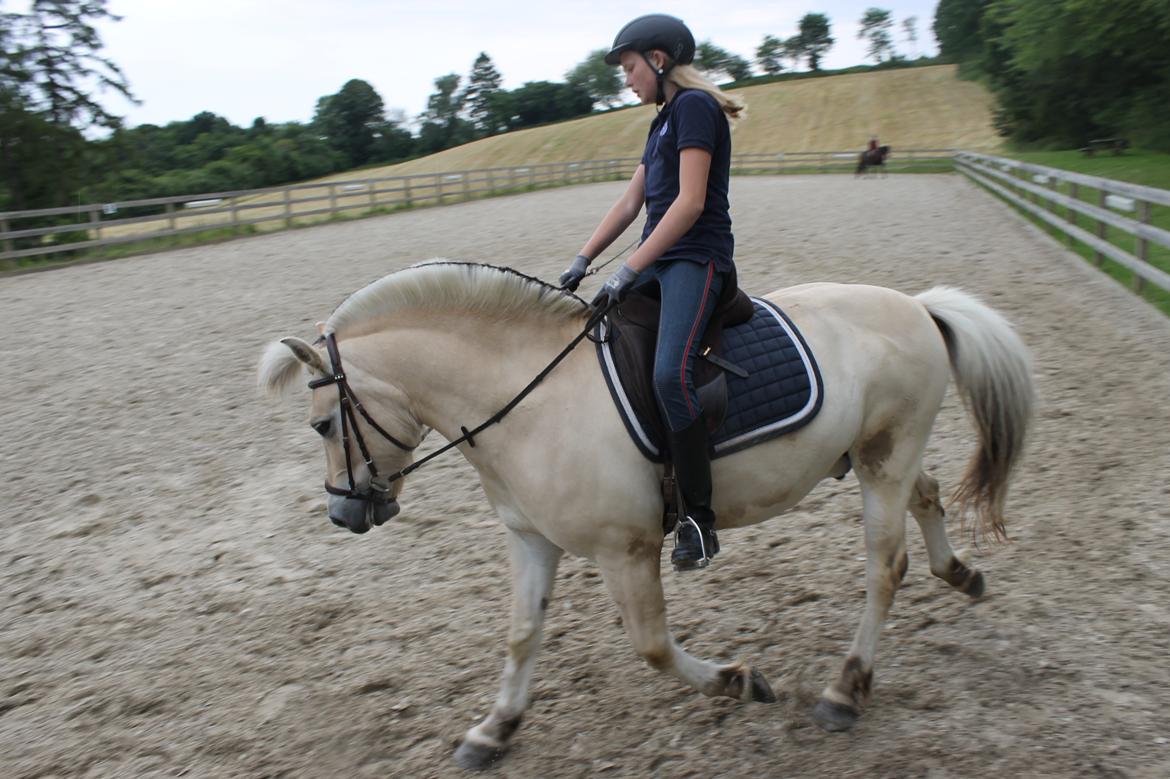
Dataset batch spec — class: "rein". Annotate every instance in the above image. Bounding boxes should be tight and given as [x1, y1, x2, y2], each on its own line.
[310, 300, 614, 492]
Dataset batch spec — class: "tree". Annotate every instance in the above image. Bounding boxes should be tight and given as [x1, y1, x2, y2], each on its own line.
[902, 16, 919, 58]
[978, 0, 1170, 150]
[932, 0, 990, 65]
[0, 0, 136, 128]
[695, 41, 752, 82]
[462, 52, 503, 136]
[505, 81, 593, 130]
[797, 13, 834, 71]
[858, 8, 895, 64]
[313, 79, 386, 168]
[783, 35, 806, 71]
[0, 0, 136, 211]
[416, 74, 474, 153]
[566, 49, 623, 109]
[755, 35, 786, 76]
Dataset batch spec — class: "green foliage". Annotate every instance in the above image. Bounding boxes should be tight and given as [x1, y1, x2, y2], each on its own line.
[755, 35, 785, 76]
[933, 0, 990, 65]
[944, 0, 1170, 150]
[858, 8, 895, 63]
[463, 52, 504, 135]
[504, 81, 593, 130]
[313, 79, 387, 167]
[566, 49, 623, 109]
[798, 13, 835, 71]
[695, 42, 752, 82]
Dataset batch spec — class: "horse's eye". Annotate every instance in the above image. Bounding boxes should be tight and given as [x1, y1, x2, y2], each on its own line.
[310, 417, 333, 437]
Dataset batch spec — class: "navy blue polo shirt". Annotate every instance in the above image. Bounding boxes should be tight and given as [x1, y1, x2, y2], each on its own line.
[641, 88, 734, 272]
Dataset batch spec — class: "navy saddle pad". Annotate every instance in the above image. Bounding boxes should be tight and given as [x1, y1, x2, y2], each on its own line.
[596, 297, 824, 462]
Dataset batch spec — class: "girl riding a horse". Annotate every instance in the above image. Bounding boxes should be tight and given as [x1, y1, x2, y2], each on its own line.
[559, 13, 744, 572]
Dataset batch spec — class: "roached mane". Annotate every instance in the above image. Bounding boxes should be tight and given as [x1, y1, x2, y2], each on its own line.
[324, 261, 588, 337]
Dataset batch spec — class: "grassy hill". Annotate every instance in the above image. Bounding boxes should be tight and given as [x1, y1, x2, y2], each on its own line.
[329, 64, 1001, 182]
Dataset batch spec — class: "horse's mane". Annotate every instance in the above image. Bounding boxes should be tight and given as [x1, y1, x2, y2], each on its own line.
[324, 261, 589, 338]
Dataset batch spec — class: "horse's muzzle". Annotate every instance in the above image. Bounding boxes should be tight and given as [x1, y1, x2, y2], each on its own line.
[327, 492, 400, 534]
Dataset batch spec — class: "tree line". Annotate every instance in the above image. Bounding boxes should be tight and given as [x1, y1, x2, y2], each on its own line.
[933, 0, 1170, 151]
[1, 2, 930, 216]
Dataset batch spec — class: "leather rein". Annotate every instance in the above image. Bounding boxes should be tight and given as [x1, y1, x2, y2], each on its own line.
[308, 302, 612, 500]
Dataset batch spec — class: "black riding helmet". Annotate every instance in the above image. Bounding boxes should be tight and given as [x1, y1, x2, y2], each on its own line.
[606, 14, 696, 105]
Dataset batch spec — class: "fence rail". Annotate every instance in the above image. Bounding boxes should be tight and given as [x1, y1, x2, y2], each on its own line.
[955, 151, 1170, 294]
[0, 149, 954, 268]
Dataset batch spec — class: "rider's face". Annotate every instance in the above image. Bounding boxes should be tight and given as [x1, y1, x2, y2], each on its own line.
[620, 50, 665, 105]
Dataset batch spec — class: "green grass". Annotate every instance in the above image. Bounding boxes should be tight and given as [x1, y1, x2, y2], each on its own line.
[990, 148, 1170, 316]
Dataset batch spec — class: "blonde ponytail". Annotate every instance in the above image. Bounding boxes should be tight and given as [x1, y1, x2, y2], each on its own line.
[667, 64, 746, 125]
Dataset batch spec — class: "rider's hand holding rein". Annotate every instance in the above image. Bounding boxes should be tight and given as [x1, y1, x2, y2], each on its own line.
[558, 254, 591, 292]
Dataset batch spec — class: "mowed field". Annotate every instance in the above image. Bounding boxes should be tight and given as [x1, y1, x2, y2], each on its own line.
[93, 65, 1000, 246]
[330, 64, 1001, 179]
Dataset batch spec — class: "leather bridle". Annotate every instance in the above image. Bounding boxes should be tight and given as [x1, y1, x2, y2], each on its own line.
[308, 332, 417, 511]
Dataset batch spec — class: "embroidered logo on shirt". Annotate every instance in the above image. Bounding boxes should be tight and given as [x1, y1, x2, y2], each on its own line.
[659, 120, 669, 137]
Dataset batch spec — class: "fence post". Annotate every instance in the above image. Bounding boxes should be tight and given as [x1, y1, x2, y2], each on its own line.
[329, 184, 338, 217]
[283, 188, 292, 228]
[1067, 182, 1078, 247]
[435, 173, 443, 204]
[2, 218, 13, 256]
[90, 206, 102, 242]
[463, 173, 471, 201]
[368, 180, 376, 209]
[403, 177, 412, 208]
[1094, 190, 1107, 267]
[486, 169, 495, 195]
[231, 197, 240, 227]
[1135, 199, 1150, 293]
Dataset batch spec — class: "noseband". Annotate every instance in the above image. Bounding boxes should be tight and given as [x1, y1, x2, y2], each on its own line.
[307, 332, 417, 507]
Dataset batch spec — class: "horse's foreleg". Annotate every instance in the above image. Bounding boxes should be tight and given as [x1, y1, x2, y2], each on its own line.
[597, 541, 776, 703]
[814, 477, 911, 732]
[455, 529, 562, 770]
[910, 471, 985, 598]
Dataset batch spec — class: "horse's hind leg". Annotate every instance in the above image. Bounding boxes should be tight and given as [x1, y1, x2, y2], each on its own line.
[909, 471, 984, 598]
[813, 471, 913, 731]
[597, 540, 777, 704]
[455, 529, 562, 770]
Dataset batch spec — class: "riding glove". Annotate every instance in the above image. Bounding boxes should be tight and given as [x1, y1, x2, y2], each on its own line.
[591, 263, 640, 310]
[558, 254, 591, 291]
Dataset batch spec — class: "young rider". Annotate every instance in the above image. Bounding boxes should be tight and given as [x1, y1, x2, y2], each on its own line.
[559, 14, 744, 571]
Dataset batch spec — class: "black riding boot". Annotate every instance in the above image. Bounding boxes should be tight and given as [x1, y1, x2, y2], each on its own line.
[668, 418, 720, 572]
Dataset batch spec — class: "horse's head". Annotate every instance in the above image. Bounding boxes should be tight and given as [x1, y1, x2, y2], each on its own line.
[259, 334, 425, 534]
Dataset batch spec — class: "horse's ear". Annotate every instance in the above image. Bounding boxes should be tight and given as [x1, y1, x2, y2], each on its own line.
[315, 321, 327, 335]
[280, 337, 328, 376]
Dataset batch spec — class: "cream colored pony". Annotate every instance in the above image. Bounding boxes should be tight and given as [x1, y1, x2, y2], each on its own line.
[258, 262, 1034, 770]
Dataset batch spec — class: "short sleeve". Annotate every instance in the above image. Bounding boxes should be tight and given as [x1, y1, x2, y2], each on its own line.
[673, 92, 721, 153]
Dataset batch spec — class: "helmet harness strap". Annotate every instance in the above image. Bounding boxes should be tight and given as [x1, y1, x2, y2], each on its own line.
[641, 51, 673, 107]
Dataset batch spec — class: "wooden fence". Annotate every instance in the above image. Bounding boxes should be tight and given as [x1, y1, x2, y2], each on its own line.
[0, 149, 955, 268]
[956, 151, 1170, 295]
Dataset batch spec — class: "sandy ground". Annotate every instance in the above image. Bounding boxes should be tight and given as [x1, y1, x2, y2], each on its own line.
[2, 175, 1169, 779]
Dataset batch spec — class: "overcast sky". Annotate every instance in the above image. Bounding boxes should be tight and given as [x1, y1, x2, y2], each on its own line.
[91, 0, 941, 130]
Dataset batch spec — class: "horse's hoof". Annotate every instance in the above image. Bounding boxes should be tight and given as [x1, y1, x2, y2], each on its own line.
[966, 570, 986, 599]
[454, 739, 505, 771]
[750, 669, 777, 703]
[812, 699, 860, 732]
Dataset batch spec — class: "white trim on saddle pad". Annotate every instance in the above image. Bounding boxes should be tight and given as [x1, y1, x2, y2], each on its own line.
[598, 297, 822, 461]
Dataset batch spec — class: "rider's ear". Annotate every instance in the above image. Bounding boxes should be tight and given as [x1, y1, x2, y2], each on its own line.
[281, 337, 328, 376]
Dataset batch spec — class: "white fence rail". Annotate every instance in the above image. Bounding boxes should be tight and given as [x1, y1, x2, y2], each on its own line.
[0, 149, 954, 268]
[955, 151, 1170, 294]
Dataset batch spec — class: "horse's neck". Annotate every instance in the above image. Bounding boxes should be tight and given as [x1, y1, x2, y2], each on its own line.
[362, 311, 584, 439]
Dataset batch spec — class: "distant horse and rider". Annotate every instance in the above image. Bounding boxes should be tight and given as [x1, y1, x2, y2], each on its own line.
[857, 136, 891, 176]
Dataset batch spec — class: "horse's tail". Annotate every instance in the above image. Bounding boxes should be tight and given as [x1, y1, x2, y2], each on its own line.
[915, 287, 1035, 541]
